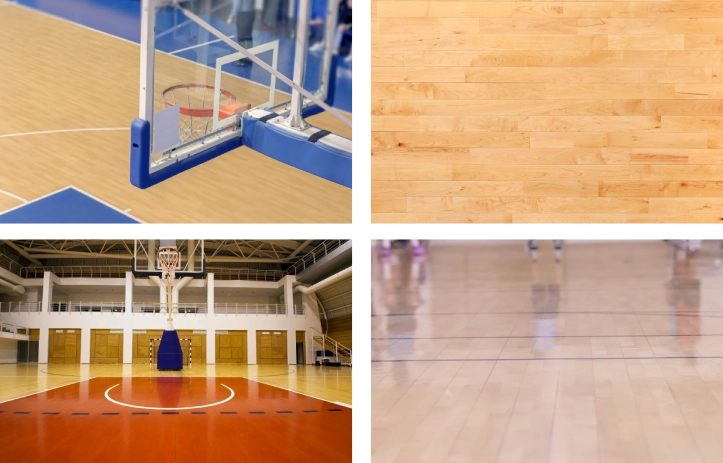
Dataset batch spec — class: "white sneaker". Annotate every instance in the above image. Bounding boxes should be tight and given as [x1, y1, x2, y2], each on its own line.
[309, 42, 325, 53]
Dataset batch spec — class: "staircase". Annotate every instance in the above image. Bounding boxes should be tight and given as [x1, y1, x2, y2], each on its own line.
[311, 327, 352, 366]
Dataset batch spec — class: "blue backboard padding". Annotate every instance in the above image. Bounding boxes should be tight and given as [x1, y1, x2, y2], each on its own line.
[242, 115, 351, 188]
[157, 330, 183, 370]
[0, 188, 139, 223]
[130, 118, 243, 189]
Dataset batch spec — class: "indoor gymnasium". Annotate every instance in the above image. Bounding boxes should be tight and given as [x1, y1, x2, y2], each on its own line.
[0, 239, 352, 462]
[373, 239, 723, 462]
[0, 0, 352, 223]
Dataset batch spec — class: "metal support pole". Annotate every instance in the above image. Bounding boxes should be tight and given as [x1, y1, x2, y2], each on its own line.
[139, 0, 156, 122]
[286, 0, 311, 129]
[318, 0, 339, 100]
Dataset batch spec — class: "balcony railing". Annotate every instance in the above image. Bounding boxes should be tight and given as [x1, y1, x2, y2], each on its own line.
[212, 268, 286, 281]
[22, 266, 130, 279]
[286, 240, 348, 275]
[0, 302, 41, 312]
[215, 303, 303, 315]
[132, 302, 208, 314]
[50, 301, 125, 313]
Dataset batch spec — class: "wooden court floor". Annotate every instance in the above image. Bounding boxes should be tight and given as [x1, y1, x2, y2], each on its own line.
[371, 0, 723, 223]
[0, 4, 351, 223]
[372, 240, 723, 462]
[0, 364, 351, 462]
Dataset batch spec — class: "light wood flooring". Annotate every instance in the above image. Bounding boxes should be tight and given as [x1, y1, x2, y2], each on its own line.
[0, 363, 352, 406]
[371, 0, 723, 223]
[0, 4, 351, 223]
[372, 240, 723, 462]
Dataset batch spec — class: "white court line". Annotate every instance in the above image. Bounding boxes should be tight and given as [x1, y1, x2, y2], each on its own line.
[68, 185, 144, 223]
[0, 186, 144, 223]
[0, 190, 27, 203]
[104, 383, 235, 410]
[170, 35, 235, 55]
[0, 377, 94, 404]
[0, 127, 127, 139]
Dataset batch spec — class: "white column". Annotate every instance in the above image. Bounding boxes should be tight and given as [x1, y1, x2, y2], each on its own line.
[206, 273, 215, 364]
[248, 330, 257, 365]
[80, 327, 91, 364]
[41, 272, 53, 312]
[282, 276, 296, 363]
[38, 328, 49, 363]
[123, 272, 134, 364]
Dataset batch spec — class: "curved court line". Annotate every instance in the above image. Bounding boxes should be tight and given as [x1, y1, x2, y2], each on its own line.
[0, 127, 128, 139]
[0, 190, 27, 203]
[104, 383, 235, 410]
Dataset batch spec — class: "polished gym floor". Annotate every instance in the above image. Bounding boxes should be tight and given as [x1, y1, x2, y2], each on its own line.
[372, 240, 723, 463]
[0, 364, 351, 462]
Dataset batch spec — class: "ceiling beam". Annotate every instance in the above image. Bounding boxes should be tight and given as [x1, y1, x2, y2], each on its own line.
[3, 240, 43, 266]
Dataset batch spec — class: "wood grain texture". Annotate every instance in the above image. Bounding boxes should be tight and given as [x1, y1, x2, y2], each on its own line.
[372, 0, 723, 222]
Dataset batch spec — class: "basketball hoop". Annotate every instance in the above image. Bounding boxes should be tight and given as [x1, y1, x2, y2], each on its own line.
[162, 84, 251, 144]
[158, 247, 180, 280]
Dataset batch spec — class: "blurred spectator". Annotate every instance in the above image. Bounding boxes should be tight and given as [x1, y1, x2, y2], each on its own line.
[227, 0, 256, 66]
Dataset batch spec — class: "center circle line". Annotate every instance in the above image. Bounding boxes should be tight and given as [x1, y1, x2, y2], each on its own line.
[104, 383, 235, 410]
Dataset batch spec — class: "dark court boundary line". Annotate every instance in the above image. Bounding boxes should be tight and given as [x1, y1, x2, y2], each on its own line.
[372, 356, 723, 362]
[373, 311, 723, 318]
[373, 334, 723, 340]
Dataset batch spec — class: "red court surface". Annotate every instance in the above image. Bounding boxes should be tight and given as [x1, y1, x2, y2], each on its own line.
[0, 377, 351, 462]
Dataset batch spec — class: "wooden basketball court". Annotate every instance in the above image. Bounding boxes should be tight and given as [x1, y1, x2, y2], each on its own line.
[372, 240, 723, 462]
[372, 0, 723, 223]
[0, 4, 351, 223]
[0, 364, 352, 462]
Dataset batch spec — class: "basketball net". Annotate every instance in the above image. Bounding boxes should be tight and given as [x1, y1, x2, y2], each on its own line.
[158, 247, 180, 327]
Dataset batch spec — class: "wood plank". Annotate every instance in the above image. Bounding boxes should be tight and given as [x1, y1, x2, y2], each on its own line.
[467, 34, 608, 50]
[432, 83, 676, 100]
[518, 116, 662, 132]
[608, 35, 684, 50]
[379, 17, 479, 34]
[512, 213, 627, 222]
[562, 2, 650, 18]
[371, 197, 408, 212]
[372, 83, 435, 99]
[430, 213, 513, 223]
[469, 148, 630, 164]
[523, 181, 599, 197]
[372, 164, 631, 180]
[648, 3, 723, 18]
[372, 132, 531, 149]
[372, 51, 404, 66]
[649, 198, 723, 214]
[372, 34, 467, 51]
[372, 99, 617, 116]
[372, 212, 433, 223]
[372, 147, 472, 165]
[632, 165, 723, 180]
[600, 181, 723, 197]
[478, 19, 579, 34]
[476, 51, 623, 67]
[404, 51, 480, 66]
[465, 67, 640, 83]
[372, 181, 524, 197]
[630, 148, 723, 164]
[377, 1, 513, 17]
[577, 18, 656, 34]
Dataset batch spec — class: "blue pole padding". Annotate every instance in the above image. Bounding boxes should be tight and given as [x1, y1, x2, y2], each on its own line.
[157, 329, 183, 370]
[241, 115, 351, 188]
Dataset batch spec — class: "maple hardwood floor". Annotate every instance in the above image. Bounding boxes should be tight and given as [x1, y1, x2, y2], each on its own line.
[371, 0, 723, 223]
